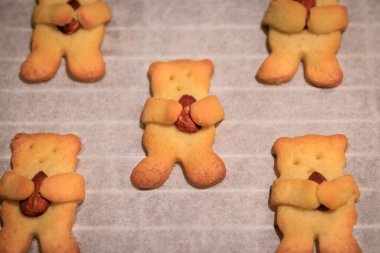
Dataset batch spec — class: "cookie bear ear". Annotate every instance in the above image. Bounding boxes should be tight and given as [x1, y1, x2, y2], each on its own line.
[272, 137, 291, 156]
[200, 59, 215, 77]
[329, 134, 348, 152]
[147, 61, 164, 80]
[62, 134, 82, 154]
[11, 133, 28, 151]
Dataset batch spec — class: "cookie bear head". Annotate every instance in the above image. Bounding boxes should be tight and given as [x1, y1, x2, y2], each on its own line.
[11, 133, 81, 178]
[147, 59, 214, 100]
[272, 134, 348, 181]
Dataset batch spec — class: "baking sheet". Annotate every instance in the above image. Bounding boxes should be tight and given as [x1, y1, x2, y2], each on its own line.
[0, 0, 379, 252]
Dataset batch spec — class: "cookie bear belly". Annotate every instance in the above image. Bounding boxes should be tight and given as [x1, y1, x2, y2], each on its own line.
[277, 202, 357, 235]
[33, 24, 105, 51]
[268, 29, 342, 56]
[143, 124, 216, 159]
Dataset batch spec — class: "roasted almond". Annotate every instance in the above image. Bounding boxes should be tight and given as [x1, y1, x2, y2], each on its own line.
[19, 171, 50, 217]
[175, 95, 201, 133]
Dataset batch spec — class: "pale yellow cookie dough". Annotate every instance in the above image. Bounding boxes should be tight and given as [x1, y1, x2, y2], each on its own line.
[271, 134, 361, 253]
[20, 0, 111, 82]
[257, 0, 348, 88]
[0, 133, 84, 253]
[131, 59, 226, 189]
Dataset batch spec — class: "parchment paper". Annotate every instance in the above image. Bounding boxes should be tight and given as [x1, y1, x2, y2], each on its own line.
[0, 0, 379, 252]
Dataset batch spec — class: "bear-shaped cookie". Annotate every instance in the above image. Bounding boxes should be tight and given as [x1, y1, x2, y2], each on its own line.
[257, 0, 348, 88]
[131, 59, 226, 189]
[271, 134, 361, 253]
[20, 0, 111, 83]
[0, 133, 85, 252]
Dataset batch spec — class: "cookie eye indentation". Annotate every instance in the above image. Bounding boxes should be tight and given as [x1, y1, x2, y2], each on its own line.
[176, 86, 181, 91]
[39, 159, 44, 164]
[187, 71, 192, 77]
[52, 148, 58, 153]
[29, 145, 34, 149]
[293, 159, 300, 166]
[169, 75, 175, 81]
[316, 153, 323, 160]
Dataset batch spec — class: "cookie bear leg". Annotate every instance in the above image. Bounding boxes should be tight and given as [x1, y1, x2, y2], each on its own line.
[276, 233, 314, 253]
[318, 233, 361, 253]
[38, 230, 80, 253]
[131, 155, 175, 189]
[20, 48, 62, 83]
[66, 48, 105, 82]
[256, 52, 300, 84]
[304, 54, 342, 88]
[182, 150, 226, 188]
[0, 225, 33, 253]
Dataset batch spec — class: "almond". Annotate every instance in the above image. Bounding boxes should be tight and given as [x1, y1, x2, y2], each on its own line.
[175, 95, 201, 133]
[19, 171, 50, 217]
[308, 171, 329, 211]
[57, 0, 81, 34]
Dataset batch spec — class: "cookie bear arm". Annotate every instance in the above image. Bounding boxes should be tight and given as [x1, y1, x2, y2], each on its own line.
[190, 96, 224, 127]
[271, 179, 320, 209]
[307, 5, 348, 34]
[263, 0, 307, 33]
[39, 173, 85, 203]
[0, 171, 34, 200]
[141, 97, 183, 125]
[33, 3, 74, 26]
[317, 174, 360, 210]
[77, 1, 111, 29]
